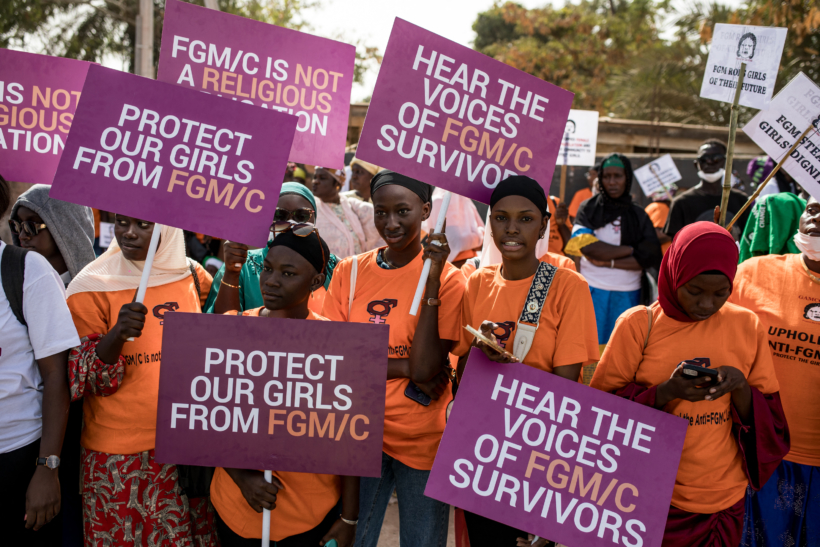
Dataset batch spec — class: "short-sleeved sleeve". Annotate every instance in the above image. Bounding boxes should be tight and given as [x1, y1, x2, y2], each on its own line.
[453, 273, 479, 357]
[552, 273, 599, 367]
[321, 256, 352, 322]
[437, 266, 466, 342]
[590, 308, 647, 393]
[23, 253, 81, 359]
[67, 291, 112, 340]
[746, 316, 780, 394]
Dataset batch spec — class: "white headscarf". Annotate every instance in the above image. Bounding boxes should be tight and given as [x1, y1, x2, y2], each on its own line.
[478, 208, 551, 266]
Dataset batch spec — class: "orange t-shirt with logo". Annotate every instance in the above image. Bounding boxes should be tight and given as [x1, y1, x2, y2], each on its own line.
[67, 265, 212, 455]
[547, 197, 572, 256]
[645, 202, 671, 254]
[210, 307, 342, 540]
[730, 253, 820, 467]
[591, 301, 780, 514]
[454, 265, 599, 372]
[322, 248, 466, 470]
[539, 252, 577, 272]
[568, 187, 593, 218]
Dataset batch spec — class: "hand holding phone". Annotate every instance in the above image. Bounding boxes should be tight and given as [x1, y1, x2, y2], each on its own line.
[679, 358, 718, 385]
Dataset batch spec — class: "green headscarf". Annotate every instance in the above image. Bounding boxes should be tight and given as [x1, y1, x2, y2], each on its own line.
[280, 182, 317, 213]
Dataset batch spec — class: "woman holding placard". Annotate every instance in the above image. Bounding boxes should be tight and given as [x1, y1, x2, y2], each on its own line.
[211, 229, 359, 547]
[322, 171, 465, 547]
[566, 154, 662, 348]
[590, 222, 789, 547]
[454, 175, 599, 546]
[65, 219, 216, 546]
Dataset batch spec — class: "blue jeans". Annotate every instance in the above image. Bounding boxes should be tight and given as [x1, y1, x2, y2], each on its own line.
[355, 452, 449, 547]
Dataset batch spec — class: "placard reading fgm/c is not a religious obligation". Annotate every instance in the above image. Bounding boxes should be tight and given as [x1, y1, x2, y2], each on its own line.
[155, 312, 389, 477]
[633, 154, 682, 199]
[356, 18, 574, 204]
[743, 72, 820, 200]
[426, 351, 688, 547]
[0, 49, 91, 185]
[557, 109, 599, 167]
[158, 0, 355, 169]
[49, 65, 297, 248]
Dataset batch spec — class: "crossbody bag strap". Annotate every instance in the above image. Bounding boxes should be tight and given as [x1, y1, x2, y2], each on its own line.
[348, 256, 358, 319]
[643, 305, 654, 350]
[511, 262, 558, 362]
[1, 245, 28, 327]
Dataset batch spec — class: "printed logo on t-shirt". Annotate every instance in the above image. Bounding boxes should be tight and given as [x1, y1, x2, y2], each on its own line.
[803, 302, 820, 323]
[367, 299, 397, 324]
[153, 302, 180, 325]
[492, 322, 517, 348]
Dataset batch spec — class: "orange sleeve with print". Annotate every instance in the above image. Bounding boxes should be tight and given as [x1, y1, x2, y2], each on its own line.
[540, 252, 577, 272]
[547, 197, 571, 255]
[210, 309, 342, 541]
[645, 202, 671, 254]
[568, 188, 592, 218]
[592, 302, 779, 513]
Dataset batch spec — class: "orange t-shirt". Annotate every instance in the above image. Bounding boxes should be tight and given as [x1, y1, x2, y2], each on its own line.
[547, 197, 571, 256]
[455, 265, 599, 372]
[322, 248, 466, 470]
[591, 301, 780, 514]
[67, 265, 212, 454]
[645, 202, 671, 254]
[210, 307, 342, 540]
[730, 253, 820, 466]
[92, 208, 101, 238]
[539, 252, 577, 272]
[568, 187, 593, 218]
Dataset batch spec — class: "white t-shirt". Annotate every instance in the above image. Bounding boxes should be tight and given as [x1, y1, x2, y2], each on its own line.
[0, 241, 81, 453]
[580, 218, 642, 292]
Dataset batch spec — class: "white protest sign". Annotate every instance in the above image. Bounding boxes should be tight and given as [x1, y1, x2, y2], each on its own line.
[556, 109, 599, 166]
[743, 72, 820, 200]
[633, 154, 682, 198]
[700, 23, 787, 110]
[98, 221, 115, 249]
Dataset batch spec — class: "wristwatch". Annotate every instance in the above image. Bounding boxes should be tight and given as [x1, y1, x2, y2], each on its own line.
[35, 456, 60, 469]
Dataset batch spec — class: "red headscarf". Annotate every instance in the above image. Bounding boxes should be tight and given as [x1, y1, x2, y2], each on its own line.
[658, 222, 739, 322]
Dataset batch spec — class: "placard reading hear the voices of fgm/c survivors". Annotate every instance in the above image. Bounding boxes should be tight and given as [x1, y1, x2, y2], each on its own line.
[426, 350, 688, 547]
[355, 18, 574, 204]
[157, 0, 355, 170]
[48, 64, 297, 248]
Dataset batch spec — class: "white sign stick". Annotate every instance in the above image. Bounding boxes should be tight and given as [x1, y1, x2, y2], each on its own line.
[410, 191, 452, 316]
[261, 470, 272, 547]
[127, 224, 162, 342]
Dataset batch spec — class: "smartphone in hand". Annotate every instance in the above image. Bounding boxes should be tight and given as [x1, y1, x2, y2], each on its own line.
[680, 358, 718, 384]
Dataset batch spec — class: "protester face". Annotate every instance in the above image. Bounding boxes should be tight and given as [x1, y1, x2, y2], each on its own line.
[312, 169, 340, 201]
[260, 245, 323, 311]
[490, 195, 548, 261]
[675, 273, 731, 321]
[372, 184, 430, 251]
[12, 206, 60, 262]
[114, 214, 156, 261]
[799, 197, 820, 237]
[600, 166, 627, 199]
[350, 164, 374, 200]
[274, 194, 316, 225]
[695, 144, 726, 174]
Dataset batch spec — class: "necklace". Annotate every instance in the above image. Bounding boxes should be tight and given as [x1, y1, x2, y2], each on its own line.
[800, 256, 820, 285]
[381, 250, 399, 269]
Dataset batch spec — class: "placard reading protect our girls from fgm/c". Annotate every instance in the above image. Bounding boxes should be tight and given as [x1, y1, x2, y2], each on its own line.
[355, 18, 574, 204]
[48, 64, 297, 247]
[157, 0, 355, 169]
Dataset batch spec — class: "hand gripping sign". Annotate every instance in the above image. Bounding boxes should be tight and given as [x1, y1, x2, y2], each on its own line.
[426, 350, 687, 547]
[356, 18, 574, 204]
[0, 49, 91, 185]
[155, 312, 389, 477]
[157, 0, 355, 169]
[49, 65, 297, 248]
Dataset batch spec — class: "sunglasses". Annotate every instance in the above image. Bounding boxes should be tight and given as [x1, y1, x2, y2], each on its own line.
[9, 219, 47, 237]
[271, 207, 315, 227]
[271, 221, 326, 271]
[698, 154, 726, 164]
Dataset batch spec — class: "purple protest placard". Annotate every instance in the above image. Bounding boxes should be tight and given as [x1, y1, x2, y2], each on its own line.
[49, 64, 297, 247]
[157, 0, 354, 169]
[0, 49, 90, 185]
[155, 312, 388, 477]
[355, 19, 574, 204]
[426, 350, 687, 547]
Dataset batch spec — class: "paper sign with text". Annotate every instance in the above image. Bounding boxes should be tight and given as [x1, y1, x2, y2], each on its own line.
[49, 65, 297, 247]
[355, 19, 574, 204]
[699, 23, 787, 110]
[0, 49, 91, 184]
[743, 72, 820, 200]
[557, 109, 599, 167]
[633, 154, 682, 199]
[155, 312, 388, 476]
[426, 351, 687, 547]
[157, 0, 354, 169]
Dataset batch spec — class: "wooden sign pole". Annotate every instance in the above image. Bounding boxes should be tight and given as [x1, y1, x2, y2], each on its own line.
[719, 62, 747, 227]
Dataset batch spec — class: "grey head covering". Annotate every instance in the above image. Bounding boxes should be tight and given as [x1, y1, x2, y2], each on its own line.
[11, 184, 96, 280]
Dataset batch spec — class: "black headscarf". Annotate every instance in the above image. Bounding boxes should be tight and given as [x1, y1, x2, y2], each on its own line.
[575, 153, 661, 270]
[267, 230, 329, 275]
[490, 176, 550, 218]
[370, 170, 432, 204]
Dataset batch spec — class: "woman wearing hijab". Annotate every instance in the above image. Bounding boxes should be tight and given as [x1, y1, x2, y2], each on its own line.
[566, 154, 662, 347]
[342, 157, 380, 202]
[322, 171, 465, 547]
[732, 197, 820, 545]
[590, 222, 789, 547]
[65, 218, 216, 546]
[211, 230, 359, 547]
[205, 182, 338, 315]
[313, 167, 382, 258]
[454, 176, 599, 547]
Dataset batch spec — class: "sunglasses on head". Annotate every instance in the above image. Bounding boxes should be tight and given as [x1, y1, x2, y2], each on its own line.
[698, 153, 726, 164]
[271, 220, 326, 272]
[9, 219, 47, 237]
[271, 207, 314, 227]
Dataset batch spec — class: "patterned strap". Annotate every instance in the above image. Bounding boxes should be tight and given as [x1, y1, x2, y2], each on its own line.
[518, 262, 558, 326]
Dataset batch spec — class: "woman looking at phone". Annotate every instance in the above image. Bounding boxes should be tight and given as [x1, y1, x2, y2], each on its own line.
[454, 176, 600, 546]
[590, 222, 789, 547]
